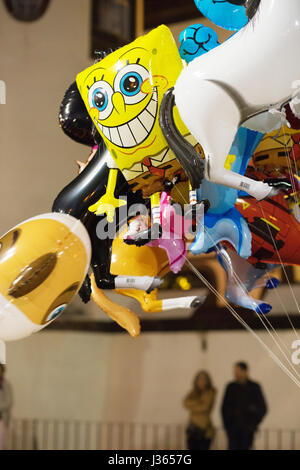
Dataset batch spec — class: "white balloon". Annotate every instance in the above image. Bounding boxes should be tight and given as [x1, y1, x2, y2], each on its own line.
[174, 0, 300, 200]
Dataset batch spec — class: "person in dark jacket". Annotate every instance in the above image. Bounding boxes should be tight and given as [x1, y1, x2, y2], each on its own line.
[221, 361, 267, 450]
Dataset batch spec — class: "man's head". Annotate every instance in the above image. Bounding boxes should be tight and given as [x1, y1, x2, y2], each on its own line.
[234, 361, 249, 383]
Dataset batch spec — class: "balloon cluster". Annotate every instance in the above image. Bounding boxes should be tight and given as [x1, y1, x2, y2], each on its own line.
[1, 0, 300, 340]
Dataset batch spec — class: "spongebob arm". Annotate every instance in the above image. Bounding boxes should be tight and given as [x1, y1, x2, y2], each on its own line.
[88, 168, 126, 223]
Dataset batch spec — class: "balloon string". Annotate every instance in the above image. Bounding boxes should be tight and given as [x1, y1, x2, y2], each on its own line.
[197, 224, 300, 378]
[203, 236, 300, 379]
[257, 198, 300, 317]
[200, 224, 300, 358]
[279, 119, 300, 207]
[261, 269, 299, 339]
[251, 119, 300, 338]
[186, 258, 300, 388]
[173, 184, 300, 382]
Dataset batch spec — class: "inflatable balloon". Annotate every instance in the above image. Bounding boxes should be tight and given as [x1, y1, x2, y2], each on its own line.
[217, 245, 278, 315]
[4, 9, 300, 341]
[0, 213, 91, 341]
[76, 25, 187, 191]
[236, 175, 300, 267]
[179, 24, 219, 63]
[193, 0, 249, 31]
[216, 182, 300, 315]
[76, 25, 205, 245]
[252, 126, 300, 177]
[53, 142, 163, 296]
[171, 0, 298, 201]
[90, 229, 205, 338]
[192, 127, 263, 258]
[59, 81, 97, 147]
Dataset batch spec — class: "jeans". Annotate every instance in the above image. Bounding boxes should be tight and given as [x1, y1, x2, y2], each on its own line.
[187, 437, 212, 450]
[0, 420, 7, 450]
[227, 428, 255, 450]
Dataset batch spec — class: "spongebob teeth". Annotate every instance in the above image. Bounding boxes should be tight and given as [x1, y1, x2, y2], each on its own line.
[138, 108, 154, 132]
[145, 98, 157, 118]
[101, 125, 111, 140]
[109, 127, 123, 147]
[118, 124, 137, 147]
[98, 88, 158, 149]
[128, 119, 148, 143]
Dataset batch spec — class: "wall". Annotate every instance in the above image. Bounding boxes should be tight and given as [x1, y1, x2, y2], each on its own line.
[0, 0, 92, 234]
[5, 328, 300, 434]
[0, 0, 231, 235]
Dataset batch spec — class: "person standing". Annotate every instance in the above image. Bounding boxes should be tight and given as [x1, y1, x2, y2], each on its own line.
[0, 364, 13, 450]
[221, 361, 267, 450]
[183, 371, 216, 450]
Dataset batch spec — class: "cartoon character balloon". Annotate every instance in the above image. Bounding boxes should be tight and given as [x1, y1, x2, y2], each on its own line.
[193, 0, 248, 31]
[76, 25, 190, 199]
[76, 25, 205, 246]
[252, 126, 300, 177]
[0, 214, 91, 341]
[179, 24, 219, 63]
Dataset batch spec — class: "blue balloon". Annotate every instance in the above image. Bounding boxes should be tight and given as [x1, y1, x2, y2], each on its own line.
[191, 128, 264, 258]
[179, 24, 219, 63]
[194, 0, 248, 31]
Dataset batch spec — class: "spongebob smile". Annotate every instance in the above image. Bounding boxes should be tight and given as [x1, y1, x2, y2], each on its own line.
[95, 88, 158, 149]
[77, 25, 185, 171]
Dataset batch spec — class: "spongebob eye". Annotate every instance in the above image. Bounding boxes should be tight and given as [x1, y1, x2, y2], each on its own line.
[114, 63, 149, 105]
[88, 81, 114, 120]
[92, 88, 108, 110]
[120, 72, 142, 96]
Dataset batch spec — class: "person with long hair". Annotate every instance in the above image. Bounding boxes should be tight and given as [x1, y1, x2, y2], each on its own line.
[183, 371, 216, 450]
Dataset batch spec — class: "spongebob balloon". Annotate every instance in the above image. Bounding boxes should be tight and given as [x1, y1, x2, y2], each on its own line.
[76, 25, 201, 245]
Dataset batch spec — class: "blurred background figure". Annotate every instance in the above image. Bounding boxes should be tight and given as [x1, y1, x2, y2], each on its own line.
[0, 365, 13, 450]
[183, 370, 216, 450]
[221, 361, 267, 450]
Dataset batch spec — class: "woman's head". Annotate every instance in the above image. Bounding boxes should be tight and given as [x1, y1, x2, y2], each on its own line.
[193, 370, 214, 392]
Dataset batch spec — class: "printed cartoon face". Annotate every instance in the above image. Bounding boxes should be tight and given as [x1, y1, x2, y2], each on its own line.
[253, 126, 300, 176]
[179, 24, 219, 64]
[76, 25, 187, 172]
[193, 0, 248, 31]
[0, 214, 91, 341]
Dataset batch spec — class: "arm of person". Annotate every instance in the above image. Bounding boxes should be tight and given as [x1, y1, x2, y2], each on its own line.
[183, 391, 196, 410]
[183, 390, 215, 413]
[254, 383, 267, 425]
[221, 384, 233, 430]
